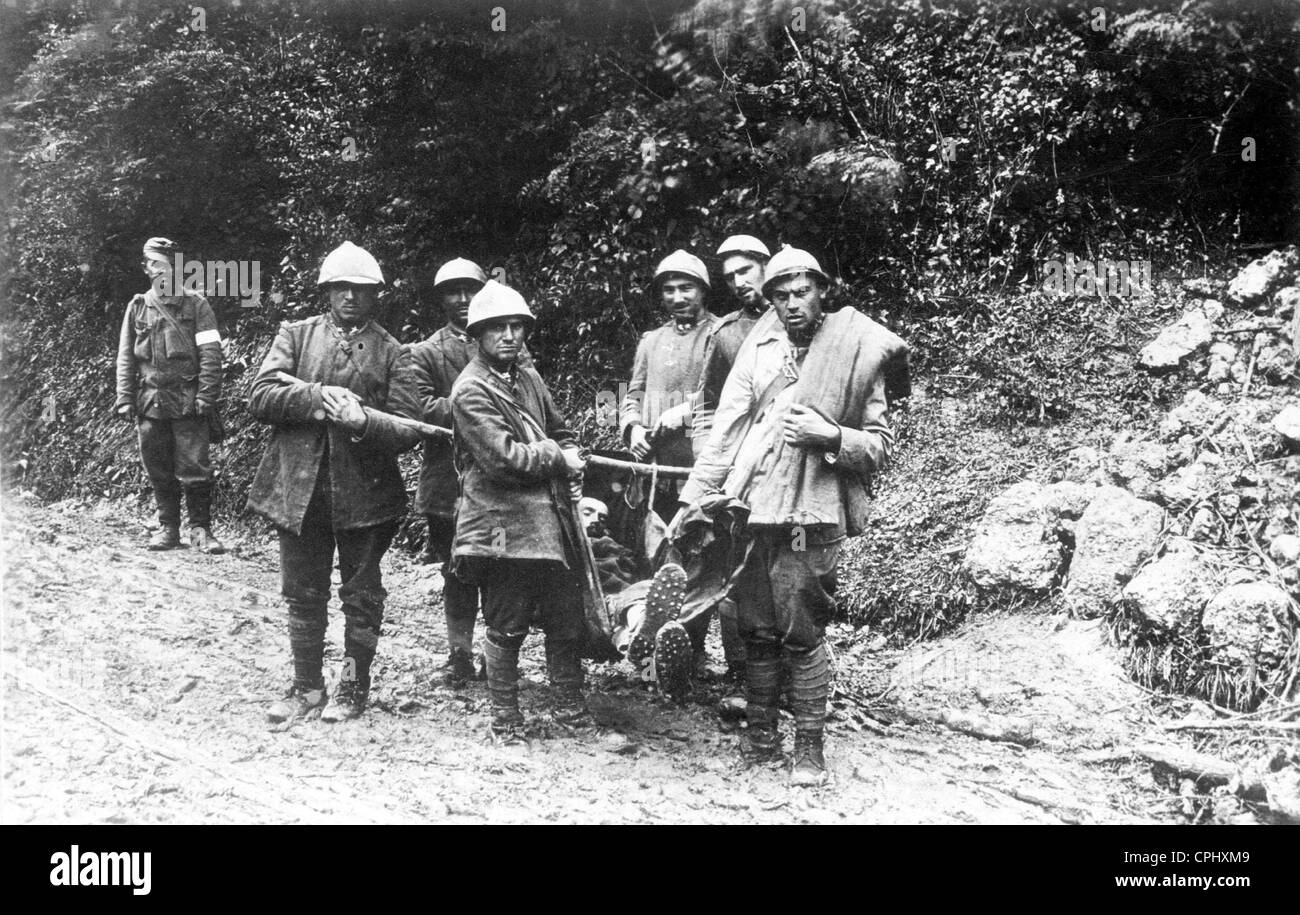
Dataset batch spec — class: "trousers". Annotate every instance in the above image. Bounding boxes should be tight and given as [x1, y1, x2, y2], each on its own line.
[137, 415, 214, 526]
[278, 478, 397, 689]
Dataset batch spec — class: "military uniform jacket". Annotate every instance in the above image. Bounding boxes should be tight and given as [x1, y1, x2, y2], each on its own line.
[245, 314, 422, 535]
[691, 306, 771, 455]
[407, 324, 475, 518]
[618, 313, 716, 468]
[450, 355, 577, 564]
[115, 289, 223, 418]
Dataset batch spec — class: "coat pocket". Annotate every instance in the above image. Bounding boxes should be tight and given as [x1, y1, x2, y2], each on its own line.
[133, 320, 153, 361]
[160, 314, 197, 363]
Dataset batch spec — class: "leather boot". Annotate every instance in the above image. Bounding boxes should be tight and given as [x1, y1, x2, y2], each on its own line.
[266, 684, 327, 723]
[148, 524, 181, 551]
[718, 598, 747, 669]
[321, 658, 368, 722]
[273, 602, 327, 723]
[441, 574, 479, 687]
[323, 613, 378, 722]
[546, 637, 593, 727]
[742, 648, 781, 759]
[787, 644, 831, 784]
[185, 484, 225, 553]
[149, 487, 182, 550]
[717, 660, 748, 723]
[484, 633, 525, 737]
[790, 730, 828, 786]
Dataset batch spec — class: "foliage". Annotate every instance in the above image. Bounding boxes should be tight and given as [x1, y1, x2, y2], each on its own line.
[0, 0, 1296, 528]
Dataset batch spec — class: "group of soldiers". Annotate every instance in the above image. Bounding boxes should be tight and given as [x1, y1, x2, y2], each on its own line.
[115, 232, 907, 786]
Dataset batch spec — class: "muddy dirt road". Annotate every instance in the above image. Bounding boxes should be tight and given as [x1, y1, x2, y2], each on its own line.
[2, 496, 1183, 824]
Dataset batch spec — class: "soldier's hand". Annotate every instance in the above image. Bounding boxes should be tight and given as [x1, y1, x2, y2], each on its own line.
[652, 402, 690, 439]
[561, 446, 585, 478]
[115, 404, 134, 419]
[782, 403, 840, 449]
[326, 396, 367, 432]
[320, 385, 360, 410]
[194, 400, 211, 416]
[628, 425, 652, 461]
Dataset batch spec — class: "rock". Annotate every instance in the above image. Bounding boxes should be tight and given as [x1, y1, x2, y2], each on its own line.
[1293, 303, 1300, 360]
[1104, 436, 1170, 498]
[1160, 390, 1227, 440]
[805, 144, 906, 211]
[1272, 404, 1300, 446]
[1199, 299, 1225, 323]
[1153, 458, 1224, 508]
[1209, 341, 1238, 362]
[1201, 581, 1294, 670]
[1066, 486, 1165, 618]
[1061, 446, 1103, 484]
[1263, 767, 1300, 823]
[1256, 342, 1296, 384]
[1182, 277, 1217, 297]
[964, 481, 1063, 591]
[1138, 309, 1213, 371]
[1206, 360, 1232, 383]
[1120, 539, 1218, 632]
[1226, 246, 1299, 307]
[1274, 286, 1300, 322]
[1269, 534, 1300, 565]
[1041, 480, 1096, 519]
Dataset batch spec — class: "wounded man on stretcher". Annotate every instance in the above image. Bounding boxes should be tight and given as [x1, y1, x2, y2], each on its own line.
[578, 497, 693, 701]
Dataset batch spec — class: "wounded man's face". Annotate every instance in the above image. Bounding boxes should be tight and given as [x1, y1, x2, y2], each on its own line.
[579, 498, 608, 538]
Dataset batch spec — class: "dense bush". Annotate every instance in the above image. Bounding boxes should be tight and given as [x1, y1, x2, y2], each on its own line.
[1, 0, 1296, 506]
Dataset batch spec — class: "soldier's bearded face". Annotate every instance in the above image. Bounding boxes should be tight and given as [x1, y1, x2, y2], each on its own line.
[439, 281, 480, 328]
[326, 283, 379, 328]
[768, 274, 824, 338]
[721, 255, 765, 308]
[477, 318, 529, 367]
[578, 498, 608, 537]
[659, 275, 705, 320]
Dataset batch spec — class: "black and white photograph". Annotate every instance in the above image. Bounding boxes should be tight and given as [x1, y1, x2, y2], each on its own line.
[0, 0, 1297, 857]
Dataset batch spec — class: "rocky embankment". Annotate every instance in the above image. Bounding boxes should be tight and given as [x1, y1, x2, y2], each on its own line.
[965, 248, 1300, 715]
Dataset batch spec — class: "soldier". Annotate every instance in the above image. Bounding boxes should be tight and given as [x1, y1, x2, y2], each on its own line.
[677, 246, 908, 785]
[115, 236, 226, 554]
[449, 280, 590, 738]
[408, 257, 488, 688]
[691, 234, 772, 704]
[691, 235, 772, 453]
[619, 249, 719, 682]
[620, 250, 716, 513]
[247, 242, 423, 723]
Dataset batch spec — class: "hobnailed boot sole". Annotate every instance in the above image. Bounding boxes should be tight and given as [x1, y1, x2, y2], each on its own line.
[654, 621, 692, 703]
[642, 563, 686, 636]
[627, 633, 655, 681]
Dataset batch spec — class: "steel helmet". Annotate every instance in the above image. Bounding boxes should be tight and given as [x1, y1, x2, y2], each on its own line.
[317, 241, 385, 286]
[653, 249, 711, 290]
[465, 280, 535, 335]
[761, 245, 830, 294]
[142, 236, 179, 264]
[433, 257, 487, 289]
[715, 234, 771, 261]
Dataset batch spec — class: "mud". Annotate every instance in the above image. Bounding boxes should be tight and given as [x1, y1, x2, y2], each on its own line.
[2, 496, 1186, 824]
